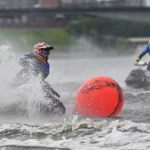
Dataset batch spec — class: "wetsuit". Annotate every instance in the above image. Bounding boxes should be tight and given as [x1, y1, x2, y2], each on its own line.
[12, 53, 50, 87]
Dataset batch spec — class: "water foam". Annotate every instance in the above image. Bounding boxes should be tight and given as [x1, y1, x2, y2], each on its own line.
[0, 117, 150, 150]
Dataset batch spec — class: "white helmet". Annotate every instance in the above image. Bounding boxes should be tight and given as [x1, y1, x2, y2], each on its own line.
[33, 42, 54, 58]
[33, 42, 54, 52]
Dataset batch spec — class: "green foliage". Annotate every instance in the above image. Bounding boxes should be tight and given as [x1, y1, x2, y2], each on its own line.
[67, 16, 150, 52]
[68, 16, 150, 37]
[0, 28, 71, 50]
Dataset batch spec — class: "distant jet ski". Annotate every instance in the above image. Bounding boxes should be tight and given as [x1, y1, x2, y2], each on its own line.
[125, 61, 150, 90]
[0, 79, 66, 117]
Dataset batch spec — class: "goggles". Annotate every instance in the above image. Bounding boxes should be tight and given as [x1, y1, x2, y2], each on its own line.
[41, 49, 50, 57]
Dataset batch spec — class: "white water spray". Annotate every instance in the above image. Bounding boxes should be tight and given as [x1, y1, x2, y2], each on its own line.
[0, 45, 51, 122]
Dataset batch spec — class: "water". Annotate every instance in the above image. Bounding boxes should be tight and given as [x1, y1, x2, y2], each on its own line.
[0, 45, 150, 150]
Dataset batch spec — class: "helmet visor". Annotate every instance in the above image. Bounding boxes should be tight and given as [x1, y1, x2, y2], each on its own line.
[41, 49, 50, 58]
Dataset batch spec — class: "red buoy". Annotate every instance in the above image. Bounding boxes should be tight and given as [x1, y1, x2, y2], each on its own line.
[74, 76, 124, 117]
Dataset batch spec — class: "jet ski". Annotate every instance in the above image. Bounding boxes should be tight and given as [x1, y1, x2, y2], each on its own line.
[0, 79, 66, 117]
[125, 61, 150, 90]
[39, 80, 66, 115]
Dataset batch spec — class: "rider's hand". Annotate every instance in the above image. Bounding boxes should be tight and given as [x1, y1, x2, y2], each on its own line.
[134, 61, 138, 66]
[19, 58, 29, 67]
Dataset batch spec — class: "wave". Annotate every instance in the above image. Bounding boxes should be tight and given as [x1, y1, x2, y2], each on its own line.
[0, 117, 149, 139]
[0, 118, 150, 150]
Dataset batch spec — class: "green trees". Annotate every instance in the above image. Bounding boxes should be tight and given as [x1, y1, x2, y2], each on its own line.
[67, 16, 150, 54]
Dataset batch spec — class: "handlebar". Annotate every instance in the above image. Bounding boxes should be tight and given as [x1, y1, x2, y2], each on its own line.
[136, 61, 148, 69]
[138, 61, 148, 66]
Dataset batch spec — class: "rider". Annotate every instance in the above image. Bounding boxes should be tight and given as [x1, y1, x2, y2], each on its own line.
[134, 40, 150, 70]
[10, 42, 65, 115]
[11, 42, 54, 87]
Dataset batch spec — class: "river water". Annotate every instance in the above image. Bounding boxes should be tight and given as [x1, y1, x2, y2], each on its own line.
[0, 45, 149, 150]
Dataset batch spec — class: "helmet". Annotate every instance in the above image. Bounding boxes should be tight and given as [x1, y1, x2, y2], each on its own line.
[33, 42, 54, 58]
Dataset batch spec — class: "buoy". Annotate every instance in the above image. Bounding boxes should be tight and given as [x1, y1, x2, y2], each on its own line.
[74, 76, 124, 117]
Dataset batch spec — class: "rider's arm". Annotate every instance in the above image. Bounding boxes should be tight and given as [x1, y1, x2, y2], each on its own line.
[19, 54, 31, 67]
[136, 52, 146, 62]
[136, 46, 149, 62]
[42, 62, 50, 80]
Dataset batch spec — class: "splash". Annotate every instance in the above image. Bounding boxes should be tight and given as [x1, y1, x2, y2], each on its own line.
[0, 118, 150, 150]
[0, 45, 53, 122]
[0, 44, 15, 65]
